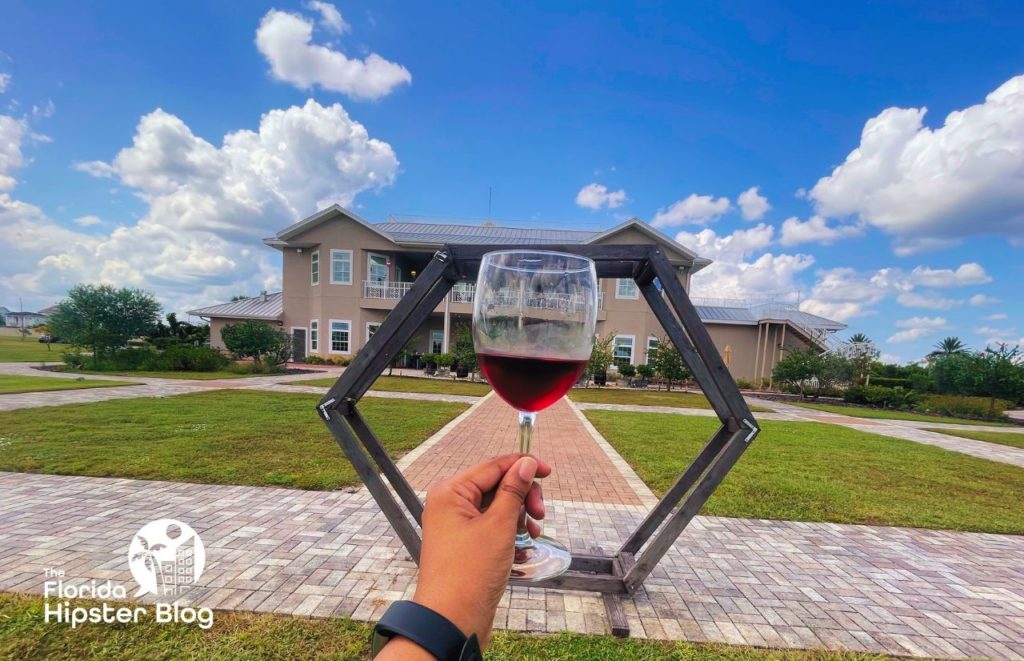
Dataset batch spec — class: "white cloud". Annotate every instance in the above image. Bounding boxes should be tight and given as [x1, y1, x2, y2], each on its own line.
[256, 8, 411, 100]
[737, 186, 770, 221]
[969, 293, 999, 306]
[976, 326, 1015, 337]
[896, 291, 958, 310]
[0, 114, 28, 191]
[810, 75, 1024, 249]
[575, 183, 626, 210]
[984, 313, 1008, 321]
[878, 352, 904, 365]
[73, 215, 103, 227]
[651, 193, 731, 228]
[909, 263, 990, 287]
[0, 73, 10, 94]
[674, 224, 813, 302]
[888, 316, 949, 343]
[2, 99, 400, 312]
[779, 215, 864, 246]
[305, 1, 348, 33]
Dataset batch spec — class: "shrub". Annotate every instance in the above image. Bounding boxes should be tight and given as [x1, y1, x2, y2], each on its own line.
[221, 320, 291, 367]
[436, 353, 455, 368]
[108, 347, 159, 371]
[62, 349, 86, 370]
[619, 364, 636, 378]
[153, 345, 229, 372]
[735, 378, 752, 390]
[918, 394, 1012, 420]
[305, 355, 324, 365]
[869, 376, 910, 389]
[636, 364, 655, 380]
[843, 385, 917, 410]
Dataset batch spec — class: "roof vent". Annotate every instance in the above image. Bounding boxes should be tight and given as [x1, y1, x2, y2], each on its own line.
[261, 290, 268, 302]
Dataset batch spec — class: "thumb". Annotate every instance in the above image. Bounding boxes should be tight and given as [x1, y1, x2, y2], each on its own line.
[486, 456, 538, 524]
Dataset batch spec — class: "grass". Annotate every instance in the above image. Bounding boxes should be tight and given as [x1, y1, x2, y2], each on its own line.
[0, 335, 71, 362]
[0, 593, 894, 661]
[0, 375, 138, 394]
[64, 369, 263, 380]
[923, 427, 1024, 450]
[785, 400, 1015, 427]
[302, 374, 492, 396]
[586, 410, 1024, 534]
[0, 390, 467, 490]
[571, 387, 770, 412]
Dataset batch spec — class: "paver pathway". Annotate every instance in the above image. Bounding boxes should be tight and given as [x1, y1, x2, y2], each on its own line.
[751, 397, 1024, 468]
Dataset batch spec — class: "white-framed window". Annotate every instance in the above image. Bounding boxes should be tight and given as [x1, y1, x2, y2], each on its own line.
[311, 251, 320, 286]
[367, 322, 381, 342]
[613, 335, 635, 367]
[368, 253, 389, 283]
[646, 336, 659, 365]
[329, 320, 351, 354]
[330, 249, 353, 285]
[616, 278, 639, 299]
[430, 330, 444, 354]
[309, 320, 319, 352]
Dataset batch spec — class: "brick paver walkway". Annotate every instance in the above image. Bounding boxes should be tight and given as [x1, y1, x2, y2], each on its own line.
[1, 471, 1022, 659]
[405, 394, 645, 506]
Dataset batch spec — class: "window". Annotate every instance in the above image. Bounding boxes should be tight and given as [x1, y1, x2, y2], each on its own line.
[311, 251, 320, 286]
[310, 320, 319, 352]
[367, 322, 381, 342]
[616, 278, 638, 299]
[330, 250, 353, 285]
[330, 320, 351, 354]
[368, 253, 389, 283]
[613, 335, 634, 367]
[430, 330, 444, 354]
[646, 336, 659, 365]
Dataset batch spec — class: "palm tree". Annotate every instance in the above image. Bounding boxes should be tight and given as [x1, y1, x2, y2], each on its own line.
[848, 332, 871, 344]
[929, 336, 968, 357]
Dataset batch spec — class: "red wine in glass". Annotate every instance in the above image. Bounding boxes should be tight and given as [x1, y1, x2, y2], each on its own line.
[477, 352, 587, 412]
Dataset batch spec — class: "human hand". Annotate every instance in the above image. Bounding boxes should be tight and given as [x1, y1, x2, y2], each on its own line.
[381, 453, 549, 657]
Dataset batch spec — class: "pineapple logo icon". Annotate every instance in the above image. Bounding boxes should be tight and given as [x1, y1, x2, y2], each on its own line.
[128, 519, 206, 598]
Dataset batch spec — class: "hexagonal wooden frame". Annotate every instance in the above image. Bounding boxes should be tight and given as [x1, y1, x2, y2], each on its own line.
[317, 243, 760, 597]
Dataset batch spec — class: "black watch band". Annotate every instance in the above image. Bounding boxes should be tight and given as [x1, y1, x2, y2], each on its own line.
[371, 600, 482, 660]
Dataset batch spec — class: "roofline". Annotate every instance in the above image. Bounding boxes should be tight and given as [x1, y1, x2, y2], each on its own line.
[187, 313, 282, 321]
[269, 204, 398, 247]
[582, 218, 711, 272]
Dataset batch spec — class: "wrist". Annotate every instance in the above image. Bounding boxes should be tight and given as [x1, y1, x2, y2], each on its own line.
[412, 588, 485, 641]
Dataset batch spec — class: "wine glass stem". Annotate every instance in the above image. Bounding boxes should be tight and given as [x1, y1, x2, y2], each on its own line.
[515, 411, 536, 549]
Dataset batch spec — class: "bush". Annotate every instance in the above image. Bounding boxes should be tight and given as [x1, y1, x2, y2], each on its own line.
[306, 355, 325, 365]
[62, 349, 86, 370]
[436, 353, 455, 368]
[869, 376, 910, 389]
[108, 347, 159, 371]
[918, 394, 1012, 420]
[152, 345, 229, 372]
[636, 364, 655, 380]
[735, 378, 752, 390]
[619, 364, 636, 378]
[842, 385, 917, 409]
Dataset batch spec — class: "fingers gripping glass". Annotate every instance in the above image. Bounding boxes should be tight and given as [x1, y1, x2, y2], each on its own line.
[472, 250, 599, 581]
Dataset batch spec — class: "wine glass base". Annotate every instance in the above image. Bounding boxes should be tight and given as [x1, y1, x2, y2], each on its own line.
[510, 535, 572, 582]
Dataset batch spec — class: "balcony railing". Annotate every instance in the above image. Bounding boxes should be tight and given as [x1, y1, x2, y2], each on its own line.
[363, 281, 605, 309]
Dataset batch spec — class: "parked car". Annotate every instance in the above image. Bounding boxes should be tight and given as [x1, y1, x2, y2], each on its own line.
[37, 335, 60, 343]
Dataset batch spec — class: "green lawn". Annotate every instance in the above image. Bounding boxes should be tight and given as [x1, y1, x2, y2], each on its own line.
[923, 427, 1024, 450]
[0, 593, 893, 661]
[0, 335, 71, 362]
[786, 400, 1014, 427]
[571, 387, 769, 412]
[0, 391, 466, 490]
[0, 375, 138, 394]
[586, 410, 1024, 534]
[302, 374, 492, 396]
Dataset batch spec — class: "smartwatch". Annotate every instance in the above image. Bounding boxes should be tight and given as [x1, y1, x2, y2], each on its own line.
[371, 600, 483, 660]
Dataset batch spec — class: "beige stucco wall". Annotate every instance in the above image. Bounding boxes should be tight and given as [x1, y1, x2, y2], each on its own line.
[701, 322, 812, 383]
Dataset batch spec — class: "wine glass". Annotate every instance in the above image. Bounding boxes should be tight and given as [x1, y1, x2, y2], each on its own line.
[472, 250, 599, 581]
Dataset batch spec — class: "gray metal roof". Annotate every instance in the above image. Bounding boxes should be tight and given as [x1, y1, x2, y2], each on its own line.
[187, 292, 283, 320]
[694, 303, 846, 331]
[375, 222, 599, 245]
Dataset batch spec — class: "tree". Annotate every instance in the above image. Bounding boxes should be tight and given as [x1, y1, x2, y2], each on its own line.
[587, 333, 614, 385]
[836, 338, 879, 385]
[970, 344, 1024, 414]
[929, 336, 968, 358]
[221, 320, 291, 369]
[49, 285, 161, 366]
[848, 332, 870, 344]
[772, 348, 822, 398]
[652, 336, 689, 391]
[451, 323, 477, 377]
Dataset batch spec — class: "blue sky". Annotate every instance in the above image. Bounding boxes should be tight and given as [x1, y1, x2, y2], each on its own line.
[1, 1, 1022, 363]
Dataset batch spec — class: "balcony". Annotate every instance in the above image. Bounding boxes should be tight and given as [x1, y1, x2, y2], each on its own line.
[362, 280, 605, 312]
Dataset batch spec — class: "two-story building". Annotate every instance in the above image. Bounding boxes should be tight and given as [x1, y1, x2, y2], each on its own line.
[189, 205, 846, 384]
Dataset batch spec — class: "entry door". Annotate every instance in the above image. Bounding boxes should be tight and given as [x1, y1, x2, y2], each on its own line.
[292, 328, 307, 362]
[430, 330, 444, 354]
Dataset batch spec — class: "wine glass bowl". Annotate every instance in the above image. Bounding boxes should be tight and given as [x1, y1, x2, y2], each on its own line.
[472, 250, 599, 581]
